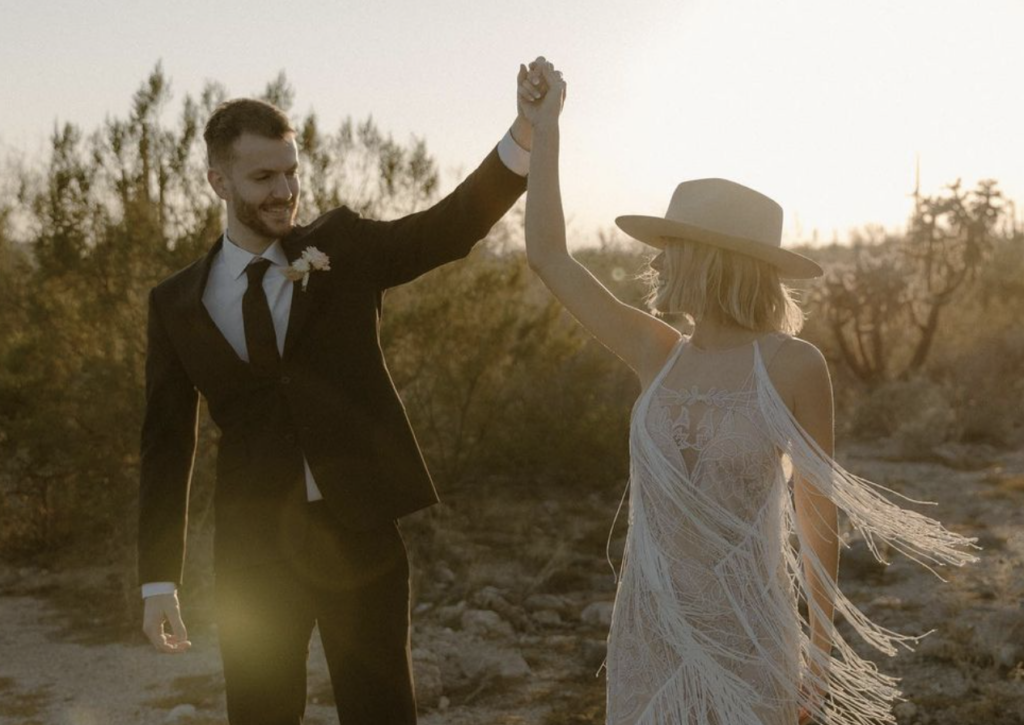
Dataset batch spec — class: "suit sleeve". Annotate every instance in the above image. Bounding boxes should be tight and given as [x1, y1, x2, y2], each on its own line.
[364, 146, 527, 289]
[138, 288, 200, 586]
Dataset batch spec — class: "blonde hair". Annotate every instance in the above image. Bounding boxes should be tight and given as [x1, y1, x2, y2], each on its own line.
[646, 239, 805, 334]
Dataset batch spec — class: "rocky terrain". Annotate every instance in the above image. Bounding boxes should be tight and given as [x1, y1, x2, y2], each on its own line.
[1, 443, 1023, 724]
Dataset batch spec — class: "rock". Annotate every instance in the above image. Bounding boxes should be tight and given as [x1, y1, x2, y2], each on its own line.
[498, 650, 532, 679]
[524, 593, 567, 613]
[165, 704, 197, 722]
[434, 563, 456, 584]
[460, 609, 514, 638]
[931, 669, 969, 698]
[469, 586, 529, 630]
[581, 601, 615, 627]
[916, 635, 958, 661]
[931, 442, 997, 470]
[435, 601, 466, 627]
[412, 658, 444, 709]
[532, 610, 562, 627]
[458, 644, 532, 681]
[412, 646, 438, 663]
[431, 634, 469, 688]
[471, 586, 511, 610]
[893, 701, 918, 721]
[543, 634, 576, 651]
[582, 638, 608, 671]
[970, 608, 1024, 668]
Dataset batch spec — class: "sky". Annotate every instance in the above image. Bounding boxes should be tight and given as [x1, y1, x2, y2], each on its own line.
[1, 0, 1021, 246]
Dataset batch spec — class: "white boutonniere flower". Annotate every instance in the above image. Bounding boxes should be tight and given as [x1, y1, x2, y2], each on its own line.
[284, 246, 331, 291]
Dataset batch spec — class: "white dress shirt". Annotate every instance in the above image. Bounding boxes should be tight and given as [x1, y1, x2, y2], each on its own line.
[143, 131, 529, 598]
[205, 234, 326, 501]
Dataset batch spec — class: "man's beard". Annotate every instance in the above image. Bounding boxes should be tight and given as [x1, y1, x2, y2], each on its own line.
[235, 196, 298, 241]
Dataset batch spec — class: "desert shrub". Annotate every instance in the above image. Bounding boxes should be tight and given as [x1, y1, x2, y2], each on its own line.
[929, 301, 1024, 445]
[808, 183, 1004, 385]
[939, 233, 1024, 444]
[848, 377, 958, 457]
[0, 66, 652, 568]
[381, 229, 643, 493]
[946, 337, 1024, 446]
[806, 213, 1023, 453]
[0, 67, 443, 561]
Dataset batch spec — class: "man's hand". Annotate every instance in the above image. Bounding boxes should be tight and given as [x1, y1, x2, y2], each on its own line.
[142, 591, 191, 653]
[512, 56, 565, 151]
[517, 58, 566, 131]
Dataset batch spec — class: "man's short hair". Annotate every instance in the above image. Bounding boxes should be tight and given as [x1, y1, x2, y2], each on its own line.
[204, 98, 295, 168]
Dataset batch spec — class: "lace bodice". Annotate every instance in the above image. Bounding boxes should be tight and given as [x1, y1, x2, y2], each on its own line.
[604, 334, 977, 725]
[650, 380, 775, 523]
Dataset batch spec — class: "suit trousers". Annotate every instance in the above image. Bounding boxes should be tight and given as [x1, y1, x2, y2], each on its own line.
[214, 501, 416, 725]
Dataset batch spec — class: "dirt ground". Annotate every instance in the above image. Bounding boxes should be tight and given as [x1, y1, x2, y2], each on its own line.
[2, 444, 1023, 725]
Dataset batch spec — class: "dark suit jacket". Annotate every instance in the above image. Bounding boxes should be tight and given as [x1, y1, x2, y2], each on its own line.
[138, 147, 526, 585]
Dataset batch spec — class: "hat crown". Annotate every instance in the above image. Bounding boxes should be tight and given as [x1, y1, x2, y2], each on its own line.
[665, 179, 783, 249]
[614, 177, 822, 278]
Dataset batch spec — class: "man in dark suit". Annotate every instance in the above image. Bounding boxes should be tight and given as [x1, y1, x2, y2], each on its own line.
[138, 61, 552, 723]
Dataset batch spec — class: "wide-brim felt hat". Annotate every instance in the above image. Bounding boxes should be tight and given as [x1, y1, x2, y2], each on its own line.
[615, 178, 823, 279]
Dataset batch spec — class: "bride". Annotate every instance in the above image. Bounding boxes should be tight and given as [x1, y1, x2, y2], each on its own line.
[517, 59, 978, 724]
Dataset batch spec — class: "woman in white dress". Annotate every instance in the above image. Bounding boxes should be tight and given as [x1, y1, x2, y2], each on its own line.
[517, 61, 978, 725]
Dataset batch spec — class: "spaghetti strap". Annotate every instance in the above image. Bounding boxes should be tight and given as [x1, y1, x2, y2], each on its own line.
[753, 332, 790, 372]
[638, 334, 687, 398]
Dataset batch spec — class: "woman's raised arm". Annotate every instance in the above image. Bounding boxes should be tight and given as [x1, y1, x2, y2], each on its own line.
[521, 62, 678, 383]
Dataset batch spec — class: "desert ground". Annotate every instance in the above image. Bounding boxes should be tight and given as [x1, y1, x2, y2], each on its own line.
[2, 443, 1023, 725]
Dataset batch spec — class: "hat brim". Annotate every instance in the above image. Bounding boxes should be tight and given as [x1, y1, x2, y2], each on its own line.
[615, 215, 823, 279]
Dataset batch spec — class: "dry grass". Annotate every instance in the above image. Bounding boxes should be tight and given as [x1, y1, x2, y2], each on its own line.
[0, 677, 49, 720]
[979, 471, 1024, 501]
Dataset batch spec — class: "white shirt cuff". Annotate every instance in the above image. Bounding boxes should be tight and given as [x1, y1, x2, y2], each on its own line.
[497, 130, 530, 177]
[141, 582, 177, 599]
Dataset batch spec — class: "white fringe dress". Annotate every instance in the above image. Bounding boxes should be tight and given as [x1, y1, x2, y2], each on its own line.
[605, 334, 977, 725]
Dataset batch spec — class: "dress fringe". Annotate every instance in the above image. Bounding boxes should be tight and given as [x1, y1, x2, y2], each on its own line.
[606, 339, 979, 725]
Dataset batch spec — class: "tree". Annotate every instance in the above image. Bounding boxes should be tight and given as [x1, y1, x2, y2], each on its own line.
[811, 180, 1007, 383]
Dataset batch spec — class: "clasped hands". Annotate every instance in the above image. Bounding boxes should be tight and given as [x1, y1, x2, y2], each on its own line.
[517, 56, 566, 130]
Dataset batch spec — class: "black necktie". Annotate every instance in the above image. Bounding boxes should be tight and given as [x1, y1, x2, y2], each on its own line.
[243, 258, 281, 377]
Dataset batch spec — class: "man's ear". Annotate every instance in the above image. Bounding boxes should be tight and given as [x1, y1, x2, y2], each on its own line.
[208, 167, 230, 201]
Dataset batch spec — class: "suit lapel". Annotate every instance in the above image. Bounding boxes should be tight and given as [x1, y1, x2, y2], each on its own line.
[182, 237, 250, 371]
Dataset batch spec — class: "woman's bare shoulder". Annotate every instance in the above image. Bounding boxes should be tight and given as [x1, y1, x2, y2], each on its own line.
[636, 323, 685, 390]
[765, 336, 831, 403]
[774, 336, 827, 371]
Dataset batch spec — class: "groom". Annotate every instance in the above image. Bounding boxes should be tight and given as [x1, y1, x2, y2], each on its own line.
[138, 61, 553, 723]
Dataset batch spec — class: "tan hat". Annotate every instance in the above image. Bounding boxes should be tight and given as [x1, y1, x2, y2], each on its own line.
[615, 178, 823, 279]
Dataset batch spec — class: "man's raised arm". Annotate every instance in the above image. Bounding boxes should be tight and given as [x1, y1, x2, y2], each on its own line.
[364, 59, 555, 289]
